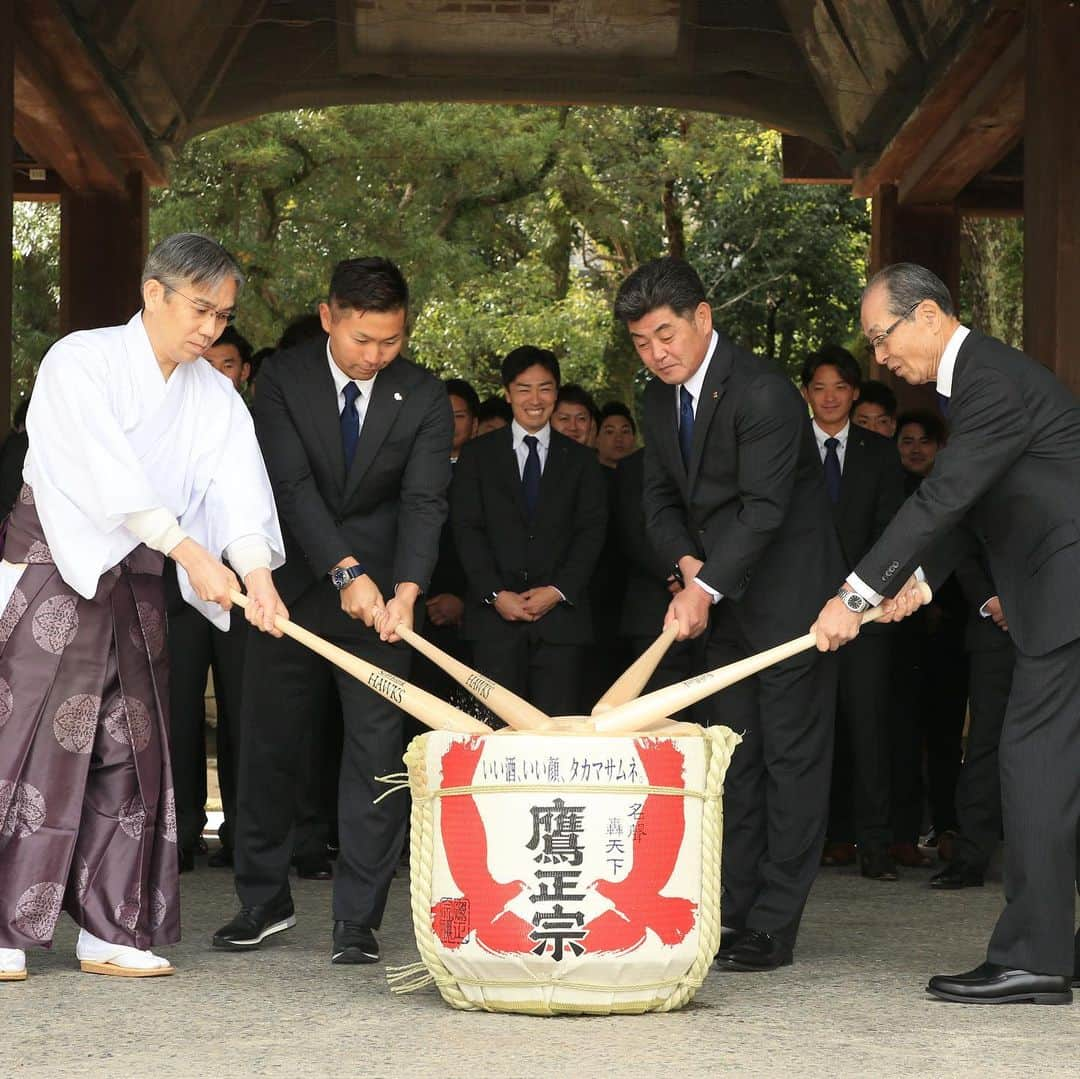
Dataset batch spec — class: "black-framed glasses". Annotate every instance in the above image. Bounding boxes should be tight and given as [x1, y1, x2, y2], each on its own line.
[165, 285, 236, 326]
[868, 302, 919, 351]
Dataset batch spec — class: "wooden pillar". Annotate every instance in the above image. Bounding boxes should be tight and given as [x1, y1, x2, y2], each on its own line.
[60, 171, 148, 334]
[0, 0, 14, 435]
[868, 183, 961, 410]
[1024, 0, 1080, 394]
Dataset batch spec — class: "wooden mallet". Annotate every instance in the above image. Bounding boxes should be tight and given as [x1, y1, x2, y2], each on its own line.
[594, 584, 932, 735]
[229, 590, 490, 735]
[591, 620, 681, 714]
[393, 622, 554, 732]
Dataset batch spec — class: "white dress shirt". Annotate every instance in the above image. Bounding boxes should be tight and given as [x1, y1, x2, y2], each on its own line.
[674, 331, 721, 604]
[934, 324, 971, 400]
[812, 419, 851, 470]
[327, 341, 378, 434]
[511, 420, 551, 478]
[676, 330, 719, 424]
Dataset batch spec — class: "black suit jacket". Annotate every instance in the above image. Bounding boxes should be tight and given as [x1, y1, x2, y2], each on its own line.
[854, 330, 1080, 657]
[828, 424, 906, 635]
[830, 425, 906, 565]
[616, 448, 674, 638]
[643, 331, 844, 647]
[252, 339, 453, 608]
[451, 425, 607, 645]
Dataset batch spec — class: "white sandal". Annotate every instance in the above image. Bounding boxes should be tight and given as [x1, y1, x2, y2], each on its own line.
[0, 947, 27, 982]
[76, 929, 174, 978]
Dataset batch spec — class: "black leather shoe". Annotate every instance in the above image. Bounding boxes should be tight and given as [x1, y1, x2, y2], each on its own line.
[332, 921, 379, 965]
[927, 963, 1072, 1005]
[293, 856, 333, 881]
[207, 846, 233, 869]
[860, 847, 898, 881]
[212, 893, 296, 950]
[714, 927, 744, 962]
[715, 930, 792, 972]
[929, 863, 984, 890]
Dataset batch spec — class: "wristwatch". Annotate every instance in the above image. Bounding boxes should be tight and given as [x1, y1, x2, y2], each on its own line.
[330, 565, 365, 591]
[837, 585, 870, 614]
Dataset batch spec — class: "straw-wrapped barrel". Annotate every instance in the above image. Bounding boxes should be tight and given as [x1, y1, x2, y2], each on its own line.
[396, 724, 740, 1015]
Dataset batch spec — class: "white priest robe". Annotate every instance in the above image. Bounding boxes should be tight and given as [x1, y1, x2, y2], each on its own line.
[16, 312, 284, 625]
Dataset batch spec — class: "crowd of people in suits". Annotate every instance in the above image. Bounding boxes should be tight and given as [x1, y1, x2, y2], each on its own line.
[148, 274, 1008, 914]
[3, 243, 1076, 1005]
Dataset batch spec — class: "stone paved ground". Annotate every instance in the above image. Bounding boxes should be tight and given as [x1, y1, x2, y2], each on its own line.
[6, 858, 1079, 1078]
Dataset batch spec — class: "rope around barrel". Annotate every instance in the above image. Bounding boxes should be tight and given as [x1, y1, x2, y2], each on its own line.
[388, 726, 741, 1015]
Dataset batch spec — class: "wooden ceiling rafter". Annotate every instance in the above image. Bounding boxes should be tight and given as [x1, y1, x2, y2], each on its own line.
[851, 2, 1026, 200]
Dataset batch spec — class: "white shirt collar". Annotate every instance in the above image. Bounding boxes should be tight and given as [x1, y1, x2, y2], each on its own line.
[812, 419, 850, 449]
[511, 419, 551, 452]
[681, 330, 719, 405]
[327, 339, 378, 399]
[935, 325, 970, 398]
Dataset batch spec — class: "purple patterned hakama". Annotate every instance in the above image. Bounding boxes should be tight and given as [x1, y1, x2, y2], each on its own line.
[0, 489, 179, 951]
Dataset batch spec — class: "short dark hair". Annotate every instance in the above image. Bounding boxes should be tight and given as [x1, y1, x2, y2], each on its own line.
[556, 384, 599, 424]
[855, 380, 898, 417]
[866, 262, 956, 319]
[614, 257, 708, 323]
[329, 257, 409, 315]
[896, 409, 946, 445]
[211, 325, 253, 366]
[599, 400, 636, 436]
[800, 345, 861, 389]
[501, 346, 560, 388]
[276, 313, 325, 350]
[445, 377, 480, 418]
[476, 395, 512, 424]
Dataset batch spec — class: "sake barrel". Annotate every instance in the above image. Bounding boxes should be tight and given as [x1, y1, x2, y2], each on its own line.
[399, 724, 739, 1015]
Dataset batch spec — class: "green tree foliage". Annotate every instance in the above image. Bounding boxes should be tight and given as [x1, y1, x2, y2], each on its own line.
[11, 201, 60, 412]
[152, 105, 872, 402]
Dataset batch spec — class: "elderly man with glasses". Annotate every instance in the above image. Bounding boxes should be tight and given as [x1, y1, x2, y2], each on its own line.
[813, 261, 1080, 1006]
[0, 233, 287, 982]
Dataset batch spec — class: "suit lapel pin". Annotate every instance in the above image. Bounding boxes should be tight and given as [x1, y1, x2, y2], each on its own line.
[711, 390, 719, 400]
[393, 391, 403, 401]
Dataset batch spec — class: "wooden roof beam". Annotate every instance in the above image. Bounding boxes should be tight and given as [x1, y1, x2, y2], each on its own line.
[897, 34, 1024, 204]
[852, 3, 1025, 200]
[13, 29, 127, 192]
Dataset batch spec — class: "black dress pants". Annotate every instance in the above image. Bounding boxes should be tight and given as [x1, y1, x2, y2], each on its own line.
[472, 629, 583, 718]
[827, 630, 893, 850]
[234, 584, 411, 927]
[167, 602, 247, 854]
[952, 642, 1014, 872]
[987, 636, 1080, 976]
[703, 605, 836, 950]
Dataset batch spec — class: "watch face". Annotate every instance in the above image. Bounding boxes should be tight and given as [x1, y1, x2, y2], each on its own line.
[331, 569, 347, 589]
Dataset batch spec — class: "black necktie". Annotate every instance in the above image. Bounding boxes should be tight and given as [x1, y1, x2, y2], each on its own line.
[679, 386, 695, 469]
[936, 391, 950, 418]
[823, 436, 841, 504]
[341, 382, 361, 469]
[522, 434, 541, 517]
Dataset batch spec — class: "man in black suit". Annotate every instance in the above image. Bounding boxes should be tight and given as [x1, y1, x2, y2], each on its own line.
[615, 257, 844, 972]
[800, 347, 907, 881]
[814, 261, 1080, 1005]
[214, 258, 452, 965]
[452, 347, 607, 717]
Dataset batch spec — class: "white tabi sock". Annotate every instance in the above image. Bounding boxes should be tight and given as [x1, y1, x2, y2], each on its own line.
[0, 946, 26, 974]
[75, 928, 171, 970]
